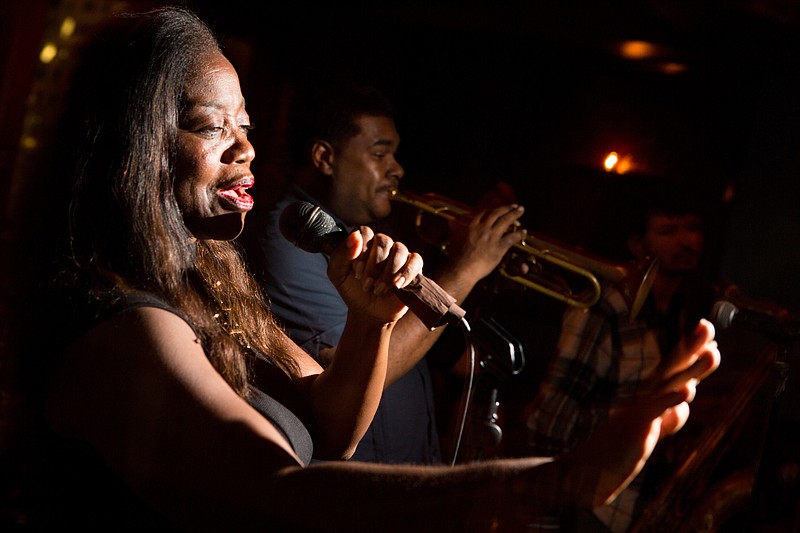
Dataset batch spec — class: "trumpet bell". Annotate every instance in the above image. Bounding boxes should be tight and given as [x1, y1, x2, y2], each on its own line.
[624, 257, 659, 321]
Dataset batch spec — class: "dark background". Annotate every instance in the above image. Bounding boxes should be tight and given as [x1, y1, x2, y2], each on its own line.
[2, 0, 798, 309]
[188, 0, 800, 311]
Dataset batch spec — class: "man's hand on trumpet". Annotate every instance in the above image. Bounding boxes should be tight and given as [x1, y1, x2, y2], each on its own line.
[447, 205, 527, 281]
[443, 184, 528, 290]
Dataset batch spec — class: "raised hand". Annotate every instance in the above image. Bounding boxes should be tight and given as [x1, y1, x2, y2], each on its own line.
[327, 227, 424, 324]
[564, 319, 720, 508]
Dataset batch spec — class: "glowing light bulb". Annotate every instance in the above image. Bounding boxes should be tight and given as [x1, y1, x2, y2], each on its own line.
[60, 17, 76, 39]
[39, 42, 58, 64]
[604, 152, 619, 171]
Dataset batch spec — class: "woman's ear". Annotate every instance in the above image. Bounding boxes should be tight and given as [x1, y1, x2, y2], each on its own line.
[311, 140, 335, 176]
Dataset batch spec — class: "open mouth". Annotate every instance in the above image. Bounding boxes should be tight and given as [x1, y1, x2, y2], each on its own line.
[218, 178, 254, 211]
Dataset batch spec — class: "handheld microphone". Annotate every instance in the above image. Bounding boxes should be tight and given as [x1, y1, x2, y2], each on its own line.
[279, 200, 466, 330]
[711, 299, 799, 341]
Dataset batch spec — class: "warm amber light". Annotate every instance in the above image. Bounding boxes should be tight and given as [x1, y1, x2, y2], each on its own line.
[39, 42, 58, 64]
[604, 152, 635, 174]
[615, 154, 634, 174]
[21, 135, 38, 150]
[658, 62, 687, 75]
[60, 17, 76, 39]
[619, 40, 658, 60]
[604, 152, 619, 171]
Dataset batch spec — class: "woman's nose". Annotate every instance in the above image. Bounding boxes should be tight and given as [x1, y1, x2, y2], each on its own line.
[225, 131, 255, 164]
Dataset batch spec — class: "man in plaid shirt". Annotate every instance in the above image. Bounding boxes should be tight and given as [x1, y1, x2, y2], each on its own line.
[525, 179, 716, 531]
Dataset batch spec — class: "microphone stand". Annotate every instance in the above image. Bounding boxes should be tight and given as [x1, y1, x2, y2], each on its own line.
[456, 317, 524, 463]
[750, 330, 799, 530]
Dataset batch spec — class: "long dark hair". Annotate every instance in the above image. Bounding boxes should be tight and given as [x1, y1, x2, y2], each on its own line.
[55, 6, 298, 393]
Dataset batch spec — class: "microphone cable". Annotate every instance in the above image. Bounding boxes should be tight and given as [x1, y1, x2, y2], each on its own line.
[448, 315, 475, 467]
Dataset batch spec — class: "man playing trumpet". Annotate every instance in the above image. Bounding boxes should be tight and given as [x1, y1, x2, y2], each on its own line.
[241, 82, 526, 465]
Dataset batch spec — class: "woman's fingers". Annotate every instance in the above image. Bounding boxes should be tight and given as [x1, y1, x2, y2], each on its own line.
[391, 248, 423, 290]
[649, 324, 720, 437]
[370, 241, 423, 295]
[662, 340, 720, 393]
[346, 230, 423, 295]
[660, 401, 691, 436]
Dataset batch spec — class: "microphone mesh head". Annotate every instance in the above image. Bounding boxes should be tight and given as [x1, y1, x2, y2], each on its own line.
[279, 201, 338, 253]
[711, 300, 738, 329]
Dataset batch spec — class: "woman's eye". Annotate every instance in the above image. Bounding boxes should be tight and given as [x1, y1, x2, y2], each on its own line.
[192, 121, 253, 139]
[197, 125, 224, 137]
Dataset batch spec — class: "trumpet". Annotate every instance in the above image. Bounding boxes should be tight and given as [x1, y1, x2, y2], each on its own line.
[390, 190, 658, 321]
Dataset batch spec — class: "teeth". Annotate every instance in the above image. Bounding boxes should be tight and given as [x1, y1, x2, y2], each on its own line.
[222, 182, 251, 195]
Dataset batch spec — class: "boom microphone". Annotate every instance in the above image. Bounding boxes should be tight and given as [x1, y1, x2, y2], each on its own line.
[279, 201, 466, 330]
[711, 299, 800, 341]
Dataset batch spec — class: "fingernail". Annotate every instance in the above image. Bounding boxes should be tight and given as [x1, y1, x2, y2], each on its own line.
[374, 281, 387, 295]
[354, 263, 364, 280]
[700, 318, 716, 336]
[394, 275, 406, 288]
[363, 277, 374, 292]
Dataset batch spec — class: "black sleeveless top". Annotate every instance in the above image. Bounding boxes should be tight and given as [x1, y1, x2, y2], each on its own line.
[113, 292, 313, 465]
[20, 291, 313, 530]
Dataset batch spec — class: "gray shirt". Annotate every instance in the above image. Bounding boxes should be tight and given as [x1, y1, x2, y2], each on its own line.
[245, 185, 441, 464]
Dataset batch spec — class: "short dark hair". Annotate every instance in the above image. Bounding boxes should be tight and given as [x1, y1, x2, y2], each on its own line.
[287, 83, 395, 170]
[629, 179, 704, 237]
[590, 175, 704, 260]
